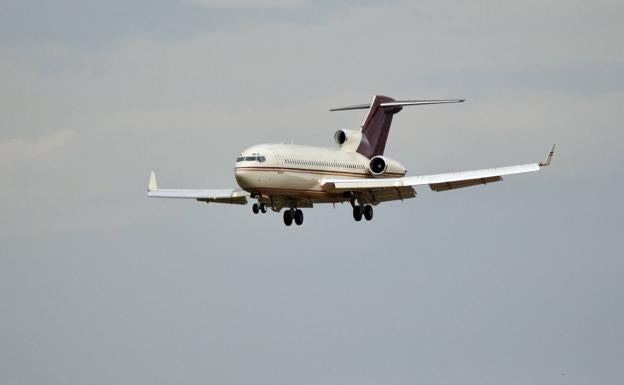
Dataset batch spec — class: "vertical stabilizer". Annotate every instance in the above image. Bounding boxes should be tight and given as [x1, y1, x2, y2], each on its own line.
[330, 95, 464, 158]
[356, 95, 401, 158]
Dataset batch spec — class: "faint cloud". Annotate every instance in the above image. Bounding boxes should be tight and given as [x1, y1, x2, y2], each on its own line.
[0, 129, 74, 165]
[188, 0, 305, 9]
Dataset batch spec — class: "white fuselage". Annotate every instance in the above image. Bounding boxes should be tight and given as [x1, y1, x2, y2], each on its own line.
[234, 143, 406, 207]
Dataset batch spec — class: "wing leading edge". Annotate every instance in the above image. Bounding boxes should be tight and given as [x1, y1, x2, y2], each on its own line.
[322, 145, 555, 193]
[146, 172, 248, 204]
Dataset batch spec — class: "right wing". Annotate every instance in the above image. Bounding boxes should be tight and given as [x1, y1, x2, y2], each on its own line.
[146, 172, 248, 205]
[322, 145, 555, 193]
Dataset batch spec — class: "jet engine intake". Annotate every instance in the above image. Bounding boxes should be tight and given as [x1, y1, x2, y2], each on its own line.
[369, 156, 388, 176]
[334, 129, 363, 151]
[334, 129, 347, 145]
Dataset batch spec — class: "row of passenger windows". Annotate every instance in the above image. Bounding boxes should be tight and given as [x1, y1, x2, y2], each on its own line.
[284, 158, 365, 170]
[236, 155, 266, 163]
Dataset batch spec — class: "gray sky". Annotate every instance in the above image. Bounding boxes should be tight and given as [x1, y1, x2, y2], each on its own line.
[1, 1, 623, 384]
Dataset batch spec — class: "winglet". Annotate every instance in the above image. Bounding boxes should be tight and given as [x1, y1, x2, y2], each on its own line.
[539, 144, 556, 167]
[148, 171, 158, 191]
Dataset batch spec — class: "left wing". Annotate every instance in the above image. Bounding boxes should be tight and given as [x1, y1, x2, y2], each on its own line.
[322, 145, 555, 193]
[146, 172, 248, 204]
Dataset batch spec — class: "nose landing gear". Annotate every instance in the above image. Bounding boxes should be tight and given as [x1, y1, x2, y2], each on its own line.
[252, 202, 267, 214]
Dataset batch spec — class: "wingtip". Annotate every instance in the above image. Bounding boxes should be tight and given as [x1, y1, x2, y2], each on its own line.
[539, 144, 556, 167]
[148, 171, 158, 191]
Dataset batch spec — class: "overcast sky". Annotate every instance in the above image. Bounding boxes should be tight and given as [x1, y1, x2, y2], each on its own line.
[1, 1, 623, 384]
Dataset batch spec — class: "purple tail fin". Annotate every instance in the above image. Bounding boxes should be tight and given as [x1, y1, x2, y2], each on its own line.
[330, 95, 464, 158]
[356, 95, 403, 158]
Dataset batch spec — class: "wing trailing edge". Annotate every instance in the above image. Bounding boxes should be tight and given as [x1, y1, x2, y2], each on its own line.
[321, 145, 555, 193]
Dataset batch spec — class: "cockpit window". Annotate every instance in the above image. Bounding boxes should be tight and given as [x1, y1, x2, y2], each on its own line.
[238, 155, 267, 163]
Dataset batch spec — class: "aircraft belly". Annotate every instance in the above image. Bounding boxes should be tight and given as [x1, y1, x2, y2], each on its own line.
[235, 168, 344, 202]
[236, 169, 319, 190]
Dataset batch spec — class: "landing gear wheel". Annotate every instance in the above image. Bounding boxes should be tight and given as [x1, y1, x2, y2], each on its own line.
[363, 205, 373, 221]
[353, 205, 363, 221]
[294, 209, 304, 226]
[252, 203, 260, 214]
[283, 209, 293, 226]
[260, 203, 267, 213]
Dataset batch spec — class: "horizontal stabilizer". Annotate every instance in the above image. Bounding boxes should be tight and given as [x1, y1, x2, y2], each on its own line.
[330, 99, 464, 112]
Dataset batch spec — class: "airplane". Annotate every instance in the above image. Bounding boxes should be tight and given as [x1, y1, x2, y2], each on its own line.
[147, 95, 555, 226]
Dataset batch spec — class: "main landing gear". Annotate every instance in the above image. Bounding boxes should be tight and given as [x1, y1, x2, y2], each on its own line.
[352, 204, 373, 222]
[283, 208, 304, 226]
[252, 202, 267, 214]
[253, 201, 303, 227]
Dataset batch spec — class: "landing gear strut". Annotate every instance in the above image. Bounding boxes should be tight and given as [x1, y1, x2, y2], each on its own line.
[283, 208, 304, 226]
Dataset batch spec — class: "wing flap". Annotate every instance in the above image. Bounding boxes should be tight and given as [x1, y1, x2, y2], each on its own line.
[364, 186, 417, 204]
[429, 176, 502, 192]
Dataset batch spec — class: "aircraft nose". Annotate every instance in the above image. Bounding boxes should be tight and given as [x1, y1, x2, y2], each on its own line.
[234, 168, 252, 189]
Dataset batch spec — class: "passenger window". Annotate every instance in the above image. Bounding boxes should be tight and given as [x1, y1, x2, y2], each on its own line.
[258, 156, 266, 162]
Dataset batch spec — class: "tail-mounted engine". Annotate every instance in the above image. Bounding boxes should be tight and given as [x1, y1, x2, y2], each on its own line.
[334, 129, 362, 152]
[368, 155, 407, 177]
[368, 156, 389, 176]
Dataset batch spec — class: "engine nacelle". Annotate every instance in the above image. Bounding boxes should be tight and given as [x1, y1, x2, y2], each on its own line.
[334, 129, 362, 152]
[368, 156, 388, 176]
[368, 155, 407, 177]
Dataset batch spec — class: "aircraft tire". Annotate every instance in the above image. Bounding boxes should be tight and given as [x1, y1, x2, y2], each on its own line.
[260, 203, 267, 213]
[252, 203, 260, 214]
[294, 209, 304, 225]
[363, 205, 373, 221]
[283, 209, 293, 226]
[353, 206, 363, 221]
